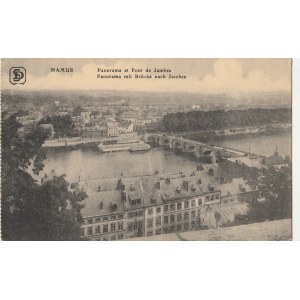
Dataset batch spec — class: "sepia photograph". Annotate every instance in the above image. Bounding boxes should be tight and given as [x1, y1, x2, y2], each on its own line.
[1, 58, 292, 241]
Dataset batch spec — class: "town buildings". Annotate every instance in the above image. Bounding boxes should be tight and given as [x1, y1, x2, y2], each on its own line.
[73, 163, 258, 241]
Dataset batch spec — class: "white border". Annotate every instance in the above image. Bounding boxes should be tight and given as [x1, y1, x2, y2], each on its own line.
[1, 1, 300, 300]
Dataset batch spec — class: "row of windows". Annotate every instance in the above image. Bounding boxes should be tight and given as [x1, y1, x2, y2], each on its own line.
[205, 194, 220, 202]
[127, 210, 143, 219]
[146, 196, 219, 215]
[100, 234, 123, 241]
[86, 214, 123, 224]
[128, 221, 143, 231]
[146, 211, 198, 228]
[146, 221, 197, 236]
[131, 199, 142, 205]
[82, 222, 123, 236]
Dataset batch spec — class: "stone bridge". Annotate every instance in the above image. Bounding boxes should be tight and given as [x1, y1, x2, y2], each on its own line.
[143, 133, 246, 160]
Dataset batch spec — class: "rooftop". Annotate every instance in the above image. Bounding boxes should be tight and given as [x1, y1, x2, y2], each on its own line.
[75, 163, 255, 218]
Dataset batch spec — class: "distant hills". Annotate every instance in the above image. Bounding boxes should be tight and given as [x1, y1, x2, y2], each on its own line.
[2, 89, 291, 109]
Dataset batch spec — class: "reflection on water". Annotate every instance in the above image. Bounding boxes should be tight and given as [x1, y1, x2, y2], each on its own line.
[40, 148, 197, 183]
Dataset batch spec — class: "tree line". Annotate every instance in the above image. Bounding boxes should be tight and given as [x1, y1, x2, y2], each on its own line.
[162, 108, 291, 132]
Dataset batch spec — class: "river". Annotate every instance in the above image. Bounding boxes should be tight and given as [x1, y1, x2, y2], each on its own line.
[201, 131, 292, 157]
[40, 148, 198, 183]
[40, 132, 292, 184]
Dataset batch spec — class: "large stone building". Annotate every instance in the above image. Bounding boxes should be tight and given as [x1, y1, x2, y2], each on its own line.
[72, 163, 258, 241]
[81, 120, 119, 139]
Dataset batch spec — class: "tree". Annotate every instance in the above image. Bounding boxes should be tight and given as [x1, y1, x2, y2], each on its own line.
[38, 115, 78, 138]
[1, 113, 86, 240]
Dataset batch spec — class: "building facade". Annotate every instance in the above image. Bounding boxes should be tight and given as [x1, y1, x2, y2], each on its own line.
[73, 163, 258, 241]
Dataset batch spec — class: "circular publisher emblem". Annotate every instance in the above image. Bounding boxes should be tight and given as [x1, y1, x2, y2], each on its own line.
[9, 67, 26, 85]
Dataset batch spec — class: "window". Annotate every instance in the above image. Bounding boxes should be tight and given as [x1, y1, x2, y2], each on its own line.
[111, 236, 116, 241]
[191, 221, 196, 229]
[147, 231, 153, 236]
[103, 217, 109, 221]
[211, 195, 215, 201]
[177, 202, 182, 210]
[96, 217, 101, 222]
[198, 198, 203, 205]
[111, 215, 116, 220]
[156, 216, 161, 226]
[216, 194, 220, 199]
[136, 199, 141, 204]
[170, 204, 175, 211]
[118, 214, 123, 219]
[191, 210, 196, 218]
[206, 196, 210, 202]
[184, 201, 189, 209]
[103, 224, 108, 233]
[111, 223, 116, 232]
[87, 219, 93, 224]
[177, 213, 182, 222]
[191, 200, 196, 207]
[155, 229, 161, 235]
[95, 225, 101, 234]
[147, 218, 153, 228]
[118, 222, 123, 231]
[184, 212, 189, 220]
[118, 234, 123, 240]
[103, 237, 108, 241]
[164, 216, 169, 225]
[184, 223, 189, 231]
[170, 214, 175, 223]
[139, 211, 143, 217]
[80, 228, 85, 236]
[177, 224, 182, 231]
[128, 212, 133, 218]
[128, 223, 133, 231]
[87, 226, 93, 235]
[164, 205, 169, 213]
[148, 208, 153, 215]
[170, 225, 175, 232]
[156, 207, 161, 213]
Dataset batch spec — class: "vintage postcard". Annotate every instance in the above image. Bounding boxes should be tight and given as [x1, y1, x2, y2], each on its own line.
[1, 58, 292, 241]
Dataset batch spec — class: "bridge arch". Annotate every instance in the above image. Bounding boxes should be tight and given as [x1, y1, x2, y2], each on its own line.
[146, 135, 157, 144]
[187, 145, 196, 151]
[203, 149, 212, 156]
[173, 141, 182, 148]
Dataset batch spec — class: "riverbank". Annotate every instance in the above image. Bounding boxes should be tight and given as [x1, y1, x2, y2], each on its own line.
[183, 123, 291, 142]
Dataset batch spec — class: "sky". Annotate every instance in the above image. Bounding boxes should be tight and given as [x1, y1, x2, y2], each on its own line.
[1, 58, 291, 94]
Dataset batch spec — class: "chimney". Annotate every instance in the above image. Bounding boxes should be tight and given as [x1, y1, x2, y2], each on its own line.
[121, 191, 127, 202]
[183, 180, 189, 191]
